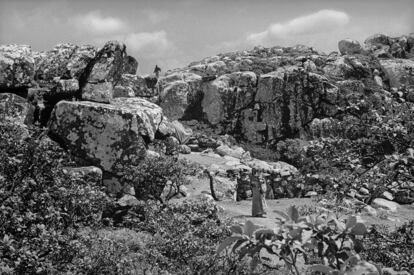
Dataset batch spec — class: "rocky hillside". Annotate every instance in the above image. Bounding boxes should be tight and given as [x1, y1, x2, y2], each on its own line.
[1, 33, 413, 203]
[159, 34, 414, 143]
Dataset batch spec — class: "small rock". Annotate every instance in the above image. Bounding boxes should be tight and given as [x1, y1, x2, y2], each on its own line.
[179, 185, 189, 197]
[188, 144, 201, 152]
[117, 194, 140, 207]
[362, 205, 377, 217]
[359, 187, 370, 196]
[146, 150, 160, 158]
[305, 191, 318, 197]
[372, 198, 400, 212]
[338, 39, 363, 55]
[178, 144, 191, 154]
[382, 191, 394, 201]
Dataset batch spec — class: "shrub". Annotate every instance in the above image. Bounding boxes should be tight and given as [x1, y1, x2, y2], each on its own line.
[362, 221, 414, 272]
[0, 122, 111, 274]
[118, 199, 248, 274]
[121, 155, 190, 202]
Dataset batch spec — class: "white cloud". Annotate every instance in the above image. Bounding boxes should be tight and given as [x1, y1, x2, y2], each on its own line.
[124, 31, 170, 54]
[247, 9, 350, 45]
[143, 9, 169, 24]
[93, 30, 173, 61]
[71, 11, 127, 35]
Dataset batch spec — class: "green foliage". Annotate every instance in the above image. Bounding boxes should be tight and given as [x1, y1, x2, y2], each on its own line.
[118, 199, 246, 274]
[0, 122, 112, 274]
[362, 221, 414, 272]
[218, 206, 376, 275]
[121, 155, 190, 202]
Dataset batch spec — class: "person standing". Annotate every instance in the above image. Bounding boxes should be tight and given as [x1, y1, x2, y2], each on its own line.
[251, 168, 267, 217]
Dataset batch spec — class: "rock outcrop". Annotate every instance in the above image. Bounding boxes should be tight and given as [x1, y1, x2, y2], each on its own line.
[156, 33, 413, 144]
[0, 45, 35, 90]
[0, 93, 34, 124]
[48, 98, 163, 175]
[80, 41, 136, 103]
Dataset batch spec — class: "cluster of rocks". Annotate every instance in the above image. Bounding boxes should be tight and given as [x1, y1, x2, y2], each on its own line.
[157, 33, 414, 144]
[0, 41, 193, 198]
[1, 33, 414, 205]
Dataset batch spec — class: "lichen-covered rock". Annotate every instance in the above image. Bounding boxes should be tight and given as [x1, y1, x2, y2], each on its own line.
[81, 41, 127, 103]
[241, 67, 338, 142]
[122, 55, 138, 75]
[379, 58, 414, 89]
[338, 39, 363, 55]
[34, 44, 96, 82]
[57, 79, 79, 93]
[0, 44, 35, 88]
[0, 93, 34, 124]
[201, 71, 257, 125]
[35, 43, 78, 81]
[67, 45, 97, 79]
[114, 74, 157, 98]
[159, 72, 203, 120]
[364, 33, 414, 58]
[245, 159, 298, 176]
[62, 166, 103, 185]
[48, 98, 163, 174]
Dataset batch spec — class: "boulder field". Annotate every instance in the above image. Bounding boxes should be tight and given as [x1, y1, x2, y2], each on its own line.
[1, 33, 413, 203]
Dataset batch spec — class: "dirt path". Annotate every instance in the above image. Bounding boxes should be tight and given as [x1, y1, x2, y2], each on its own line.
[179, 152, 414, 230]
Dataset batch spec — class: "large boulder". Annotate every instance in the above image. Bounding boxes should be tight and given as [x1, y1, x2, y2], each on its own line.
[0, 93, 34, 124]
[66, 45, 97, 79]
[122, 55, 138, 75]
[35, 43, 78, 81]
[201, 71, 257, 125]
[81, 41, 128, 103]
[338, 39, 363, 55]
[379, 59, 414, 89]
[34, 44, 97, 82]
[159, 72, 203, 120]
[114, 74, 157, 99]
[0, 45, 35, 88]
[240, 67, 338, 143]
[48, 98, 163, 174]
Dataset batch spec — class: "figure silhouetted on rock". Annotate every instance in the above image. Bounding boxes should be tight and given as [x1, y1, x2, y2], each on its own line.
[154, 65, 161, 78]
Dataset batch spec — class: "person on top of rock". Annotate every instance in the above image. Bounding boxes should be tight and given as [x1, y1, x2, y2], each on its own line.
[154, 65, 161, 78]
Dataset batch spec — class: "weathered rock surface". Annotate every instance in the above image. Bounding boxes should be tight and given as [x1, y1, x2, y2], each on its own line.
[35, 44, 97, 82]
[0, 93, 34, 124]
[158, 72, 203, 120]
[81, 41, 130, 103]
[338, 39, 363, 55]
[62, 166, 103, 185]
[48, 98, 163, 174]
[157, 37, 402, 143]
[380, 58, 414, 89]
[0, 45, 35, 88]
[115, 74, 158, 99]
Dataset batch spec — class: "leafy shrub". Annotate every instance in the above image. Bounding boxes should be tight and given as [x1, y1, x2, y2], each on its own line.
[217, 206, 380, 275]
[0, 122, 112, 274]
[362, 221, 414, 272]
[121, 155, 190, 202]
[118, 199, 237, 274]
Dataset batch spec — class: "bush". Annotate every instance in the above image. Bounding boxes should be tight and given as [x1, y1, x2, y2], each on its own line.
[121, 155, 190, 202]
[362, 221, 414, 272]
[118, 199, 248, 274]
[0, 123, 112, 274]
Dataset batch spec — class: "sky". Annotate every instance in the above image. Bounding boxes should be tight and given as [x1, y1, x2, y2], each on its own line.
[1, 0, 413, 74]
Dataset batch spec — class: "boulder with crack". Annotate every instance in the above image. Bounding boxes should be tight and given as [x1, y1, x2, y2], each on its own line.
[81, 41, 135, 103]
[48, 97, 163, 175]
